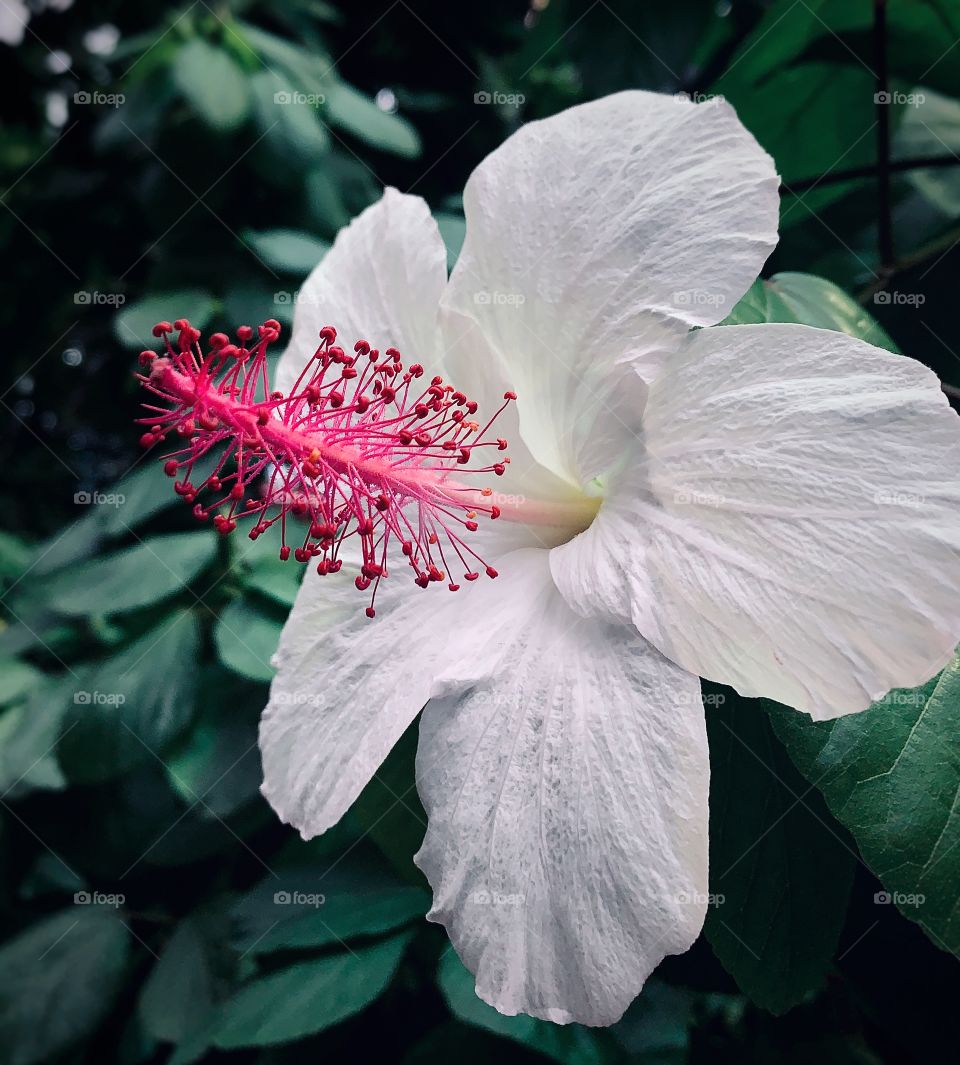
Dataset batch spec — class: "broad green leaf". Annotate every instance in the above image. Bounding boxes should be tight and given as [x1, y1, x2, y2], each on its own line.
[0, 658, 42, 704]
[435, 211, 466, 271]
[173, 38, 250, 131]
[723, 273, 897, 351]
[0, 908, 130, 1065]
[115, 290, 216, 349]
[0, 678, 72, 796]
[0, 531, 31, 583]
[40, 531, 217, 616]
[768, 652, 960, 954]
[58, 612, 201, 783]
[242, 228, 329, 275]
[139, 907, 234, 1044]
[212, 931, 414, 1047]
[246, 885, 428, 954]
[249, 70, 331, 165]
[704, 687, 855, 1013]
[232, 532, 303, 607]
[438, 951, 619, 1065]
[165, 670, 263, 818]
[214, 599, 282, 682]
[325, 81, 421, 157]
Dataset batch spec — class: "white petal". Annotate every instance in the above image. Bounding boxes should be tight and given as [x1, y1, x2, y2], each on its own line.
[415, 552, 708, 1026]
[552, 323, 960, 719]
[275, 188, 447, 395]
[260, 549, 546, 838]
[443, 90, 779, 486]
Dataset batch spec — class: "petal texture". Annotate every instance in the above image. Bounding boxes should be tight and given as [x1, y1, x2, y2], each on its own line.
[415, 552, 708, 1026]
[443, 90, 780, 486]
[552, 323, 960, 719]
[260, 549, 549, 838]
[275, 188, 447, 396]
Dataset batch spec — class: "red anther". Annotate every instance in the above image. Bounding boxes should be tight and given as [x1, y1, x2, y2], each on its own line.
[497, 438, 508, 451]
[368, 348, 379, 361]
[173, 318, 190, 331]
[464, 572, 479, 581]
[208, 476, 221, 491]
[193, 504, 209, 521]
[414, 403, 429, 419]
[401, 541, 413, 556]
[490, 506, 501, 519]
[448, 583, 460, 592]
[486, 566, 499, 578]
[494, 463, 506, 476]
[152, 321, 173, 336]
[452, 410, 465, 422]
[263, 319, 281, 333]
[163, 460, 179, 476]
[341, 366, 358, 380]
[415, 432, 432, 447]
[328, 346, 345, 362]
[409, 363, 424, 377]
[365, 606, 376, 618]
[139, 350, 156, 367]
[452, 391, 466, 404]
[236, 325, 253, 342]
[199, 413, 219, 431]
[415, 574, 430, 588]
[329, 392, 344, 408]
[354, 339, 370, 356]
[375, 495, 389, 512]
[458, 448, 470, 465]
[319, 325, 337, 343]
[398, 429, 413, 445]
[385, 347, 401, 360]
[504, 391, 517, 400]
[465, 520, 478, 532]
[221, 344, 240, 359]
[466, 401, 478, 414]
[279, 546, 291, 561]
[209, 332, 229, 349]
[381, 386, 396, 402]
[355, 394, 370, 413]
[140, 432, 156, 447]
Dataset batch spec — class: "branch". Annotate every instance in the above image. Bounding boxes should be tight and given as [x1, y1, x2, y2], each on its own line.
[781, 154, 960, 195]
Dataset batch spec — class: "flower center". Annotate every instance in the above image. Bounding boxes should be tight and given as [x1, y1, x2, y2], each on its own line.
[136, 317, 584, 616]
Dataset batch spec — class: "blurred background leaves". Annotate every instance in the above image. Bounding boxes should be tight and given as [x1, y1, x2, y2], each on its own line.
[2, 0, 960, 1062]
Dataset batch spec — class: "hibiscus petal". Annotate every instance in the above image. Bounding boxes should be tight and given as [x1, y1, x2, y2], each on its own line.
[275, 188, 447, 395]
[551, 323, 960, 719]
[260, 549, 551, 838]
[415, 552, 708, 1026]
[442, 90, 779, 486]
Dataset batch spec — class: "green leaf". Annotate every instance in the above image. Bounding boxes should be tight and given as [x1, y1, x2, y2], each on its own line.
[722, 273, 897, 351]
[704, 686, 855, 1013]
[214, 599, 282, 683]
[165, 670, 263, 818]
[233, 532, 303, 607]
[438, 951, 619, 1065]
[768, 651, 960, 954]
[325, 81, 421, 158]
[0, 678, 72, 796]
[40, 531, 217, 616]
[115, 290, 216, 349]
[58, 612, 201, 784]
[0, 908, 130, 1065]
[249, 69, 330, 165]
[139, 907, 235, 1044]
[173, 38, 250, 131]
[242, 228, 330, 275]
[0, 658, 43, 704]
[435, 211, 466, 271]
[212, 931, 414, 1047]
[246, 885, 428, 954]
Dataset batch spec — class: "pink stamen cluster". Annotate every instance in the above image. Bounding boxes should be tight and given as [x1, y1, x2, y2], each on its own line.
[136, 318, 515, 617]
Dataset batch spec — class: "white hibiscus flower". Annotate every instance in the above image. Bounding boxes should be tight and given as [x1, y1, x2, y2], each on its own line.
[258, 91, 960, 1026]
